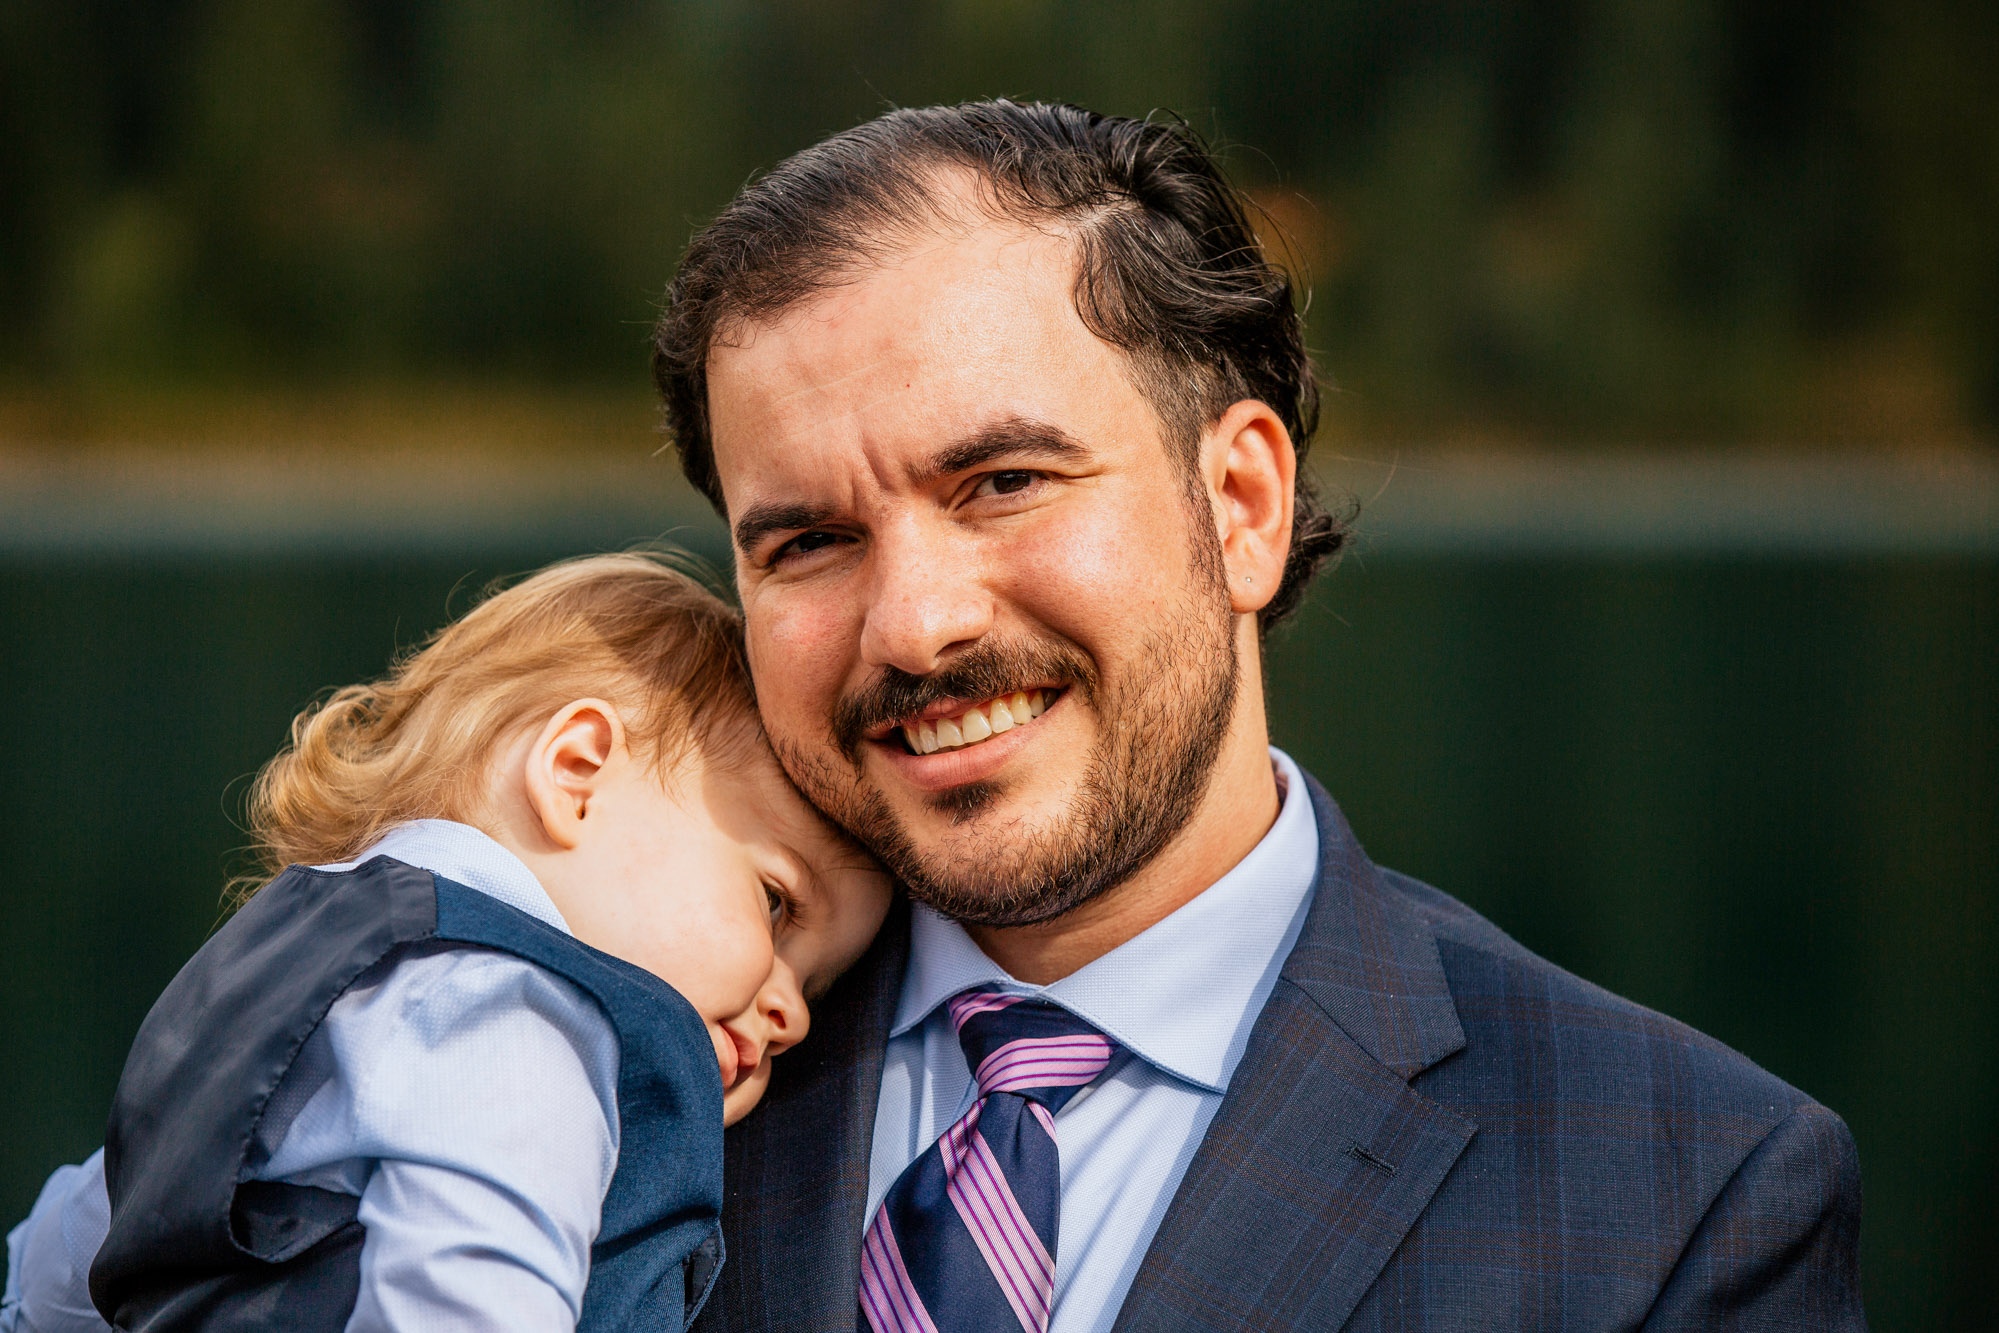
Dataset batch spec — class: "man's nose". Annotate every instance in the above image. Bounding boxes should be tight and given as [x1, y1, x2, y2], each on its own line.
[857, 525, 994, 675]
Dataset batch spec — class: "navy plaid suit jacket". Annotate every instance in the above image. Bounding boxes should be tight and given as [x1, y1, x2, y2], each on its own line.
[694, 773, 1865, 1331]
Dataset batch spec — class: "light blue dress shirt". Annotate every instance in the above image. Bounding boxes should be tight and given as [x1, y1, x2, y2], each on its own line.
[1, 820, 622, 1333]
[866, 747, 1320, 1333]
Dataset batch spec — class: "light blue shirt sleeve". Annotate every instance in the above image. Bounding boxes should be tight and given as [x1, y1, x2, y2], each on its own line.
[1, 949, 619, 1333]
[2, 821, 623, 1333]
[277, 943, 621, 1333]
[2, 1151, 111, 1333]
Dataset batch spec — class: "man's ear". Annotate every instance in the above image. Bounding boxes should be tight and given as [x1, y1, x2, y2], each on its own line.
[1200, 400, 1296, 616]
[521, 699, 627, 850]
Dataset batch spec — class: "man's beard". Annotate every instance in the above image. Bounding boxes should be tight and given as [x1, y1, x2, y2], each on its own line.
[777, 537, 1240, 929]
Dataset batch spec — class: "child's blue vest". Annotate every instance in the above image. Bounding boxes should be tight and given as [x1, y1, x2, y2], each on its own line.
[89, 855, 724, 1332]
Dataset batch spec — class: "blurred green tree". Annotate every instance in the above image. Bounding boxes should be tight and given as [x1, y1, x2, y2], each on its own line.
[0, 0, 1993, 441]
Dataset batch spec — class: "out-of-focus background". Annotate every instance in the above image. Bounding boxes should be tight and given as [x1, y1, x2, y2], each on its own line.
[2, 2, 1993, 1325]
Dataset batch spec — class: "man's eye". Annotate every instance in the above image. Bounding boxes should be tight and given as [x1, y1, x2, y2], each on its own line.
[975, 470, 1038, 499]
[771, 530, 842, 564]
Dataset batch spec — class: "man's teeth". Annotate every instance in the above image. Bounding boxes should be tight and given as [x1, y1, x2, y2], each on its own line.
[901, 690, 1051, 755]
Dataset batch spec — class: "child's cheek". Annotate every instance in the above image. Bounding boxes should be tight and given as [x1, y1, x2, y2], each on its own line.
[722, 1062, 772, 1126]
[708, 1025, 738, 1083]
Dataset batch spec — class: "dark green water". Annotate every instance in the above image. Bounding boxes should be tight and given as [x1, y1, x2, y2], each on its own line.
[2, 547, 1991, 1327]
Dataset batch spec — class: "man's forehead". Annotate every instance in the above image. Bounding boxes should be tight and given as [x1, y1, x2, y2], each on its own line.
[702, 218, 1117, 490]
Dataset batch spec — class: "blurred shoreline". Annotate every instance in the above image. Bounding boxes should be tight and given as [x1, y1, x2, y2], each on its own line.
[2, 432, 1992, 559]
[1319, 445, 1999, 556]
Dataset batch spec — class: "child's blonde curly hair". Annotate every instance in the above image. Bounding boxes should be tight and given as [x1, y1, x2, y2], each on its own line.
[240, 550, 756, 892]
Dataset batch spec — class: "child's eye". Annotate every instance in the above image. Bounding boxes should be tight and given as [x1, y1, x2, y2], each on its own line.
[763, 884, 789, 928]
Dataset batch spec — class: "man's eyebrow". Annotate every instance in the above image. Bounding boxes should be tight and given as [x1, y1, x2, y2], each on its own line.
[733, 500, 835, 552]
[925, 417, 1091, 480]
[732, 419, 1086, 550]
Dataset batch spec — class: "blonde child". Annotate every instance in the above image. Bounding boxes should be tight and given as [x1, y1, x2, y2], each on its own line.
[1, 552, 889, 1333]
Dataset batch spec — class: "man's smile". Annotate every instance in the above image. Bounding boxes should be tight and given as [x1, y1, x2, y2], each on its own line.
[856, 686, 1074, 795]
[888, 687, 1058, 755]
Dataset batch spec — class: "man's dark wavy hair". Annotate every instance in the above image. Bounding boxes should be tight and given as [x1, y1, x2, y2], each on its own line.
[652, 99, 1346, 630]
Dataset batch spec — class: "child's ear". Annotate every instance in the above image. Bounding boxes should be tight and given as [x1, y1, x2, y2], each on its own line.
[523, 699, 626, 850]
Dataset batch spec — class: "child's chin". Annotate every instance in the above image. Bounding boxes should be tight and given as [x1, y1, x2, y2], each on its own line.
[722, 1066, 772, 1125]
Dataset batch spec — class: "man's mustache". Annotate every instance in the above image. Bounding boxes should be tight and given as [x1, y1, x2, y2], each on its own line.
[830, 638, 1097, 761]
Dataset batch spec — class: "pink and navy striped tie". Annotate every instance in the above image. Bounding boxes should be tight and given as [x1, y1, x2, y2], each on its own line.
[859, 989, 1122, 1333]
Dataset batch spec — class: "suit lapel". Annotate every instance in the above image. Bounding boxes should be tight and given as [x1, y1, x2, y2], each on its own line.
[702, 898, 909, 1332]
[1111, 778, 1476, 1332]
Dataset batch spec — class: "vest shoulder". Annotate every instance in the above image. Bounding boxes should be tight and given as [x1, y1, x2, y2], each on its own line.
[1374, 866, 1815, 1121]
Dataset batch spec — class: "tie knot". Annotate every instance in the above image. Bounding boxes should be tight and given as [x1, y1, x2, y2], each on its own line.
[945, 989, 1120, 1107]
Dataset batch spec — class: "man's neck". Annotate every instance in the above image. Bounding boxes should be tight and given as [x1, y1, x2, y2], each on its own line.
[964, 704, 1282, 986]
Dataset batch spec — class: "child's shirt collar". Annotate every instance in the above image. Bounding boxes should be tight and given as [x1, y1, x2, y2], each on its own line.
[317, 819, 571, 936]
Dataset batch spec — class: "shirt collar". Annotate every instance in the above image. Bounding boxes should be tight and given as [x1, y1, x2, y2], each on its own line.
[891, 747, 1320, 1094]
[317, 818, 572, 936]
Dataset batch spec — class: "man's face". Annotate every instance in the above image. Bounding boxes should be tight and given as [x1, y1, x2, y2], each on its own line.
[706, 209, 1242, 926]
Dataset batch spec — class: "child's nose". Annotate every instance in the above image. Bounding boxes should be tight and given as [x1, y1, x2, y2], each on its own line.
[757, 971, 809, 1056]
